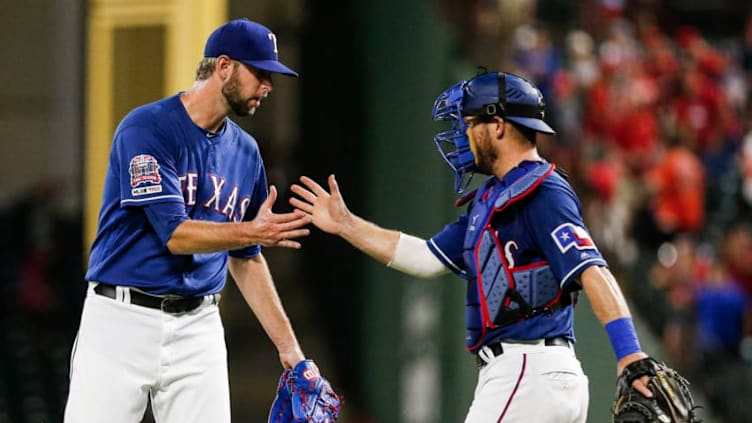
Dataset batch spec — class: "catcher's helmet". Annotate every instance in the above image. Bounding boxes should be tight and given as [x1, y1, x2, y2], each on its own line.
[463, 72, 555, 134]
[432, 71, 554, 193]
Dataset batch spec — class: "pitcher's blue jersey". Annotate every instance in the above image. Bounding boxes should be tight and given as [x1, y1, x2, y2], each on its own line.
[427, 160, 607, 344]
[85, 94, 268, 297]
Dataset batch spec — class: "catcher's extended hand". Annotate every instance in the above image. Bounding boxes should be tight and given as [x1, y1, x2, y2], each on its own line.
[268, 360, 342, 423]
[612, 357, 700, 423]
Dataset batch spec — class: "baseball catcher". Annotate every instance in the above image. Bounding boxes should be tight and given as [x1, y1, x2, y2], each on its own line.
[612, 357, 700, 422]
[268, 360, 342, 422]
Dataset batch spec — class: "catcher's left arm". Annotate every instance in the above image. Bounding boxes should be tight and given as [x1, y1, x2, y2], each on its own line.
[577, 266, 700, 421]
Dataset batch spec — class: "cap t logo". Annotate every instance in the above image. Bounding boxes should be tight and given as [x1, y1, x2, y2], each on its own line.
[267, 33, 278, 54]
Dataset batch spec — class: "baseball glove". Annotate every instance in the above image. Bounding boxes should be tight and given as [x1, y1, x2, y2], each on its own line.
[612, 357, 700, 423]
[268, 360, 342, 423]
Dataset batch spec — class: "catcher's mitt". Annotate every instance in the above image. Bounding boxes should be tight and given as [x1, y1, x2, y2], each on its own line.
[268, 360, 342, 423]
[612, 357, 700, 423]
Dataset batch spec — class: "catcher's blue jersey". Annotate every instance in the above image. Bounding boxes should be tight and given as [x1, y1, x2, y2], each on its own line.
[428, 160, 607, 345]
[85, 94, 268, 297]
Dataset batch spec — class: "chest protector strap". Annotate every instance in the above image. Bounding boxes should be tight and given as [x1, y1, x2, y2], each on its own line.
[472, 163, 565, 330]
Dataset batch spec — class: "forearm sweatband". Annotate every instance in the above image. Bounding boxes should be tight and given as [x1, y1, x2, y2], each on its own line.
[605, 317, 642, 360]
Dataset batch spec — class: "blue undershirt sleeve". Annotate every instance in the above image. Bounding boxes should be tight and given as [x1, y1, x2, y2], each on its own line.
[144, 201, 189, 246]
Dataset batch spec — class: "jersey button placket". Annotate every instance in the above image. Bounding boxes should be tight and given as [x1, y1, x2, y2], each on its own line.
[207, 144, 216, 173]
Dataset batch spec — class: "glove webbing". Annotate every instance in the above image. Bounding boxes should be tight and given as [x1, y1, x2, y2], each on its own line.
[621, 357, 659, 385]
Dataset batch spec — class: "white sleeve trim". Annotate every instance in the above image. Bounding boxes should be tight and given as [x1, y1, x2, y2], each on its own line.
[428, 238, 466, 276]
[121, 194, 185, 205]
[560, 258, 605, 286]
[387, 233, 450, 279]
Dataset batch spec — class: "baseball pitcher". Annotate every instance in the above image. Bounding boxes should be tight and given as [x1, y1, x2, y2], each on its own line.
[65, 18, 338, 423]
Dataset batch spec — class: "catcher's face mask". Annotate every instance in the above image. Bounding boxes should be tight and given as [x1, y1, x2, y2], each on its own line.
[432, 80, 477, 194]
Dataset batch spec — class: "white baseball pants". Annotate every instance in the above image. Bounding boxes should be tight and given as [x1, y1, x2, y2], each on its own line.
[64, 283, 230, 423]
[465, 340, 589, 422]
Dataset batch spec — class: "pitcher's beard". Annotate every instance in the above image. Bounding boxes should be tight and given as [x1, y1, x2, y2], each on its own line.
[222, 69, 256, 117]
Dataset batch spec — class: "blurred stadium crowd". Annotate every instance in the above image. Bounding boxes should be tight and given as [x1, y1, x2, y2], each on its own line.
[498, 3, 752, 421]
[2, 1, 752, 422]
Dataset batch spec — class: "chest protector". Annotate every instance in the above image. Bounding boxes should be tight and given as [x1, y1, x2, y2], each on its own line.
[462, 163, 564, 351]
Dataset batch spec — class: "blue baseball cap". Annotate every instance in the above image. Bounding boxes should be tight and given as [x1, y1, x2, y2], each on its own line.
[204, 18, 299, 77]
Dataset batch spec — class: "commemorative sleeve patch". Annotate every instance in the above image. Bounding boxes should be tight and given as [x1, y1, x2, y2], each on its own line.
[551, 223, 595, 253]
[129, 154, 162, 195]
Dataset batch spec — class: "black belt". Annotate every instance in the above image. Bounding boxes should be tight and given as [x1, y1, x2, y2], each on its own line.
[93, 283, 218, 314]
[475, 336, 572, 368]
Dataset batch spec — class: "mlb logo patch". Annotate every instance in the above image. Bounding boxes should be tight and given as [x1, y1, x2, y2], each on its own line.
[129, 154, 162, 187]
[551, 223, 595, 253]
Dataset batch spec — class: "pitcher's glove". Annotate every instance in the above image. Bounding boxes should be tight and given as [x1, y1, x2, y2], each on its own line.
[268, 369, 294, 423]
[268, 360, 342, 423]
[612, 357, 700, 423]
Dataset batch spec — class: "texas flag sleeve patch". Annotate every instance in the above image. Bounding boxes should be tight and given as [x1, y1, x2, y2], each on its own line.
[551, 223, 595, 253]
